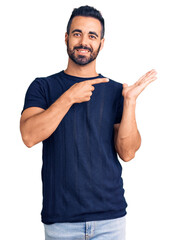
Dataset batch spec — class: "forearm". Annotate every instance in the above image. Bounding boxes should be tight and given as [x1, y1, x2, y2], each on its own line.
[21, 90, 73, 147]
[115, 99, 141, 161]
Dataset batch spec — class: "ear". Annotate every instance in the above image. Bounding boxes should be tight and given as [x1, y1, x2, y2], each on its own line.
[100, 38, 105, 51]
[65, 32, 68, 45]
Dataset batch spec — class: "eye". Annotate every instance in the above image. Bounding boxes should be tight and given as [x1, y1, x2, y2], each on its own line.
[73, 33, 81, 37]
[89, 35, 96, 39]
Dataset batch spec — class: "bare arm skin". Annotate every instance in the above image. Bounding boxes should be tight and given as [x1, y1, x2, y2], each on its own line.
[20, 78, 109, 148]
[114, 100, 141, 162]
[20, 92, 73, 148]
[114, 69, 157, 162]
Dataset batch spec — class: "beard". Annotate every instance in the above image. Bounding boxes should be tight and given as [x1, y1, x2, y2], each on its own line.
[66, 40, 101, 66]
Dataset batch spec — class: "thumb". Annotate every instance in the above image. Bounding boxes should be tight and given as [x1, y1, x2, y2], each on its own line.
[123, 83, 128, 88]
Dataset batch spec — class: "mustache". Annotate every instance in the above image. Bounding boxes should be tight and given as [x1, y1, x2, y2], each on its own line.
[74, 45, 93, 53]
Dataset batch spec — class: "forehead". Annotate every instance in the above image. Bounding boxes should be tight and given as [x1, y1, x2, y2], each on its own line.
[70, 16, 102, 34]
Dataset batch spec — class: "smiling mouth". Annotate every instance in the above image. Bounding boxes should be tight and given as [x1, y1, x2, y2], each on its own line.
[76, 49, 90, 53]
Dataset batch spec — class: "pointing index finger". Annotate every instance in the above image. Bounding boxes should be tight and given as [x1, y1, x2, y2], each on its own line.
[87, 78, 109, 85]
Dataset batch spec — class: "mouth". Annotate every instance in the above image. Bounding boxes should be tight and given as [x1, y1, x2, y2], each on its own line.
[76, 49, 90, 54]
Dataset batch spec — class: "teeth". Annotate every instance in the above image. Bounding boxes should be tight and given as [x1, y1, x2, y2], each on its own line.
[77, 50, 88, 52]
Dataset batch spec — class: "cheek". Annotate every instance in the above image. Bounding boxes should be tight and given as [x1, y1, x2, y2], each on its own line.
[92, 42, 101, 51]
[68, 38, 80, 48]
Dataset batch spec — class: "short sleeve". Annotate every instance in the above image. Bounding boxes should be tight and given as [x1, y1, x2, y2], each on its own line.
[21, 78, 48, 115]
[114, 84, 124, 124]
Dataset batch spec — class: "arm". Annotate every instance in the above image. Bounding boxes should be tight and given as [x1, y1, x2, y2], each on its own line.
[20, 90, 73, 148]
[114, 100, 141, 162]
[114, 69, 157, 162]
[20, 77, 108, 148]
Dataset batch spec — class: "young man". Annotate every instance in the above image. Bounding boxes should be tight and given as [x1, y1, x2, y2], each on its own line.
[20, 5, 157, 240]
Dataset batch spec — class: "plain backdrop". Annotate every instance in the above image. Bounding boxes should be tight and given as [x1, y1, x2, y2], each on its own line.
[1, 0, 176, 239]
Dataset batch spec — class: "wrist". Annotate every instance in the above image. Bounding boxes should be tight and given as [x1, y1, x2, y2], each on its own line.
[123, 97, 136, 106]
[64, 89, 75, 105]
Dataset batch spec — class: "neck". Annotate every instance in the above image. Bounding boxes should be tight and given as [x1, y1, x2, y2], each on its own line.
[64, 58, 98, 78]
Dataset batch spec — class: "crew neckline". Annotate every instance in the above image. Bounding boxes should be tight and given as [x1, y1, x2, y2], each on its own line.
[61, 70, 103, 81]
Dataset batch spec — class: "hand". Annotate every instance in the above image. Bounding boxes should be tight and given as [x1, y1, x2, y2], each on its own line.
[67, 78, 109, 104]
[122, 69, 157, 101]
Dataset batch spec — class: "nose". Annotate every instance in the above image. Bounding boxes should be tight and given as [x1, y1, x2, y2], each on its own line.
[79, 34, 88, 46]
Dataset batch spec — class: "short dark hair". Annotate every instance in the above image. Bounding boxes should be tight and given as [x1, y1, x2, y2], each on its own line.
[66, 5, 105, 39]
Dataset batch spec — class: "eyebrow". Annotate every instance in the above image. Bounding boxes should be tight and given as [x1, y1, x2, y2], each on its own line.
[71, 29, 99, 38]
[89, 31, 99, 38]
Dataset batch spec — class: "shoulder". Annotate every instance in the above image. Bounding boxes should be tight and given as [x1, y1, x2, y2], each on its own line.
[100, 74, 123, 93]
[30, 70, 63, 87]
[100, 73, 122, 86]
[109, 79, 123, 89]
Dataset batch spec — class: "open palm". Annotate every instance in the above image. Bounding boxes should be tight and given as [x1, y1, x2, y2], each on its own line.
[122, 69, 157, 100]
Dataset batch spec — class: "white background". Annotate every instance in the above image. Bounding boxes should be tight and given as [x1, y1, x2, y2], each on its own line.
[1, 0, 176, 239]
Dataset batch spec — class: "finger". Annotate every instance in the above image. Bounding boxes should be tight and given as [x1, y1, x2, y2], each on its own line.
[135, 73, 149, 85]
[146, 69, 157, 76]
[148, 69, 157, 74]
[139, 76, 157, 89]
[138, 69, 157, 81]
[135, 70, 157, 85]
[142, 72, 157, 83]
[145, 76, 157, 84]
[146, 74, 157, 82]
[87, 78, 109, 85]
[146, 70, 157, 78]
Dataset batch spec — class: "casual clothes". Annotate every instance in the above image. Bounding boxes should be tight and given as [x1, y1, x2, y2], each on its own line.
[21, 70, 128, 224]
[44, 215, 126, 240]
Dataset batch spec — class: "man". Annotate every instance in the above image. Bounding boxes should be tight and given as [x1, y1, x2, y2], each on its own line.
[20, 5, 157, 240]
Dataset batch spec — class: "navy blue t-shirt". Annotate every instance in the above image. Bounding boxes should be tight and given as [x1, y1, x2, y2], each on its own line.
[21, 70, 128, 224]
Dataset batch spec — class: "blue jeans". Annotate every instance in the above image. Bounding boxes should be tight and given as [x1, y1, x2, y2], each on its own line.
[44, 216, 126, 240]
